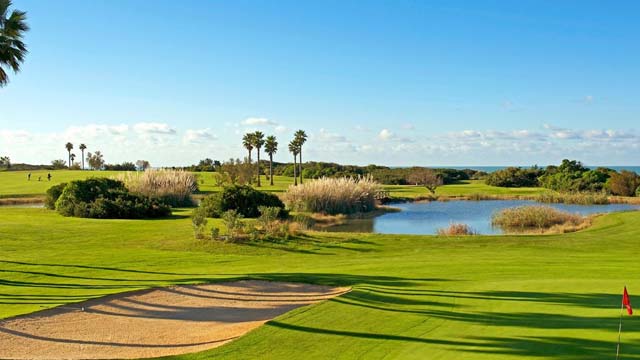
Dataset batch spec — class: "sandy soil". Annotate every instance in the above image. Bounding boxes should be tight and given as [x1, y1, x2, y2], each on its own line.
[0, 280, 349, 359]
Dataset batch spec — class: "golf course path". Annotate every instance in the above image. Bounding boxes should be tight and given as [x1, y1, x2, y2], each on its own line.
[0, 280, 350, 359]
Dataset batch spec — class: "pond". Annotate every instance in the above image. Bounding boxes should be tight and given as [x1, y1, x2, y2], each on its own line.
[318, 200, 640, 235]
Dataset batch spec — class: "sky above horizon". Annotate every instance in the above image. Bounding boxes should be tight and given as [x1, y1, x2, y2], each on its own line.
[1, 0, 639, 167]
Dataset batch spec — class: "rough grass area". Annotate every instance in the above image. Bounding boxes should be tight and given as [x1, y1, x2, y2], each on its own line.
[117, 169, 198, 206]
[283, 177, 382, 215]
[491, 205, 588, 233]
[1, 207, 640, 359]
[436, 223, 477, 236]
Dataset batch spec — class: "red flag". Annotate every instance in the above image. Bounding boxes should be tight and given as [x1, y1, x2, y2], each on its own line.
[623, 286, 633, 315]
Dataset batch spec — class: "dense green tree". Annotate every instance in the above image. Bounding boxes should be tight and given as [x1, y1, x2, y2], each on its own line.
[264, 135, 278, 186]
[0, 0, 29, 87]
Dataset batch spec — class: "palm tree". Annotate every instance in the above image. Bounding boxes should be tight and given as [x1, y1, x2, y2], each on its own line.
[0, 1, 29, 87]
[264, 135, 278, 186]
[70, 153, 76, 167]
[79, 144, 87, 170]
[294, 130, 308, 184]
[242, 133, 254, 184]
[288, 140, 300, 186]
[252, 131, 265, 187]
[65, 142, 73, 167]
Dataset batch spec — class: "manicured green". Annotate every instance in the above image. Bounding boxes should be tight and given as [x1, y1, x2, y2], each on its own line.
[1, 206, 639, 359]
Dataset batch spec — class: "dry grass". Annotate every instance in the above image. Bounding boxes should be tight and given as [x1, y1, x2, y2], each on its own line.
[283, 176, 383, 215]
[491, 205, 586, 233]
[537, 192, 609, 205]
[437, 223, 477, 236]
[116, 170, 198, 206]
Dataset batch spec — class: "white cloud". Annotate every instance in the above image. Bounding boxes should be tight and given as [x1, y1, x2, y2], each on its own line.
[378, 129, 394, 141]
[133, 122, 176, 135]
[401, 123, 415, 130]
[241, 117, 277, 126]
[315, 128, 348, 143]
[275, 125, 288, 133]
[183, 129, 216, 143]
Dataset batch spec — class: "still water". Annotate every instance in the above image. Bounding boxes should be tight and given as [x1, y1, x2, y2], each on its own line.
[320, 200, 640, 235]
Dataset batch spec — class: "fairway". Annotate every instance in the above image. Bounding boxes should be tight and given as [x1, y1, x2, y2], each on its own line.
[1, 207, 639, 359]
[0, 170, 546, 200]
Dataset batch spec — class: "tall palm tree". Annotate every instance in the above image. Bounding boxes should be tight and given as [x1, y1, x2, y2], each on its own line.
[294, 130, 308, 184]
[264, 135, 278, 186]
[0, 1, 29, 87]
[252, 131, 265, 187]
[242, 133, 254, 184]
[65, 142, 73, 167]
[70, 153, 76, 167]
[79, 143, 87, 170]
[288, 140, 300, 186]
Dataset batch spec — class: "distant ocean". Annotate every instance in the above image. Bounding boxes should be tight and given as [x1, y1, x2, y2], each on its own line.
[433, 166, 640, 174]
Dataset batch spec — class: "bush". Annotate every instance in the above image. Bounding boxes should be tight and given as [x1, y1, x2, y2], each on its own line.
[283, 176, 382, 215]
[607, 171, 640, 197]
[437, 223, 476, 236]
[486, 167, 542, 187]
[54, 178, 170, 219]
[222, 209, 244, 241]
[198, 185, 285, 218]
[491, 205, 583, 230]
[192, 210, 208, 239]
[45, 183, 67, 209]
[117, 169, 198, 207]
[257, 206, 281, 235]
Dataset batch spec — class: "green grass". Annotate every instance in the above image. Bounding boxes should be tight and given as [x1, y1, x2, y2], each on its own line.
[1, 206, 639, 359]
[384, 180, 545, 199]
[0, 171, 545, 201]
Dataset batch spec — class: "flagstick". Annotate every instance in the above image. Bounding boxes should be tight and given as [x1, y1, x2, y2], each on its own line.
[616, 292, 624, 360]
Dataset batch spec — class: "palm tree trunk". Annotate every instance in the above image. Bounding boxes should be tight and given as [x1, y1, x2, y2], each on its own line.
[269, 154, 274, 186]
[68, 151, 71, 168]
[256, 148, 261, 187]
[299, 147, 303, 184]
[247, 150, 252, 184]
[293, 154, 297, 186]
[81, 150, 85, 170]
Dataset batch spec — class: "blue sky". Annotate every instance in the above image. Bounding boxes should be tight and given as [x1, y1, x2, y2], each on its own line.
[1, 0, 639, 166]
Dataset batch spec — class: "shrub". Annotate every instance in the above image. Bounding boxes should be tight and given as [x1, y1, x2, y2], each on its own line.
[45, 183, 67, 209]
[257, 206, 281, 235]
[191, 210, 208, 239]
[283, 176, 382, 215]
[607, 171, 640, 197]
[292, 213, 316, 230]
[222, 209, 244, 241]
[437, 223, 476, 236]
[491, 205, 583, 231]
[210, 227, 220, 240]
[117, 169, 198, 207]
[54, 178, 170, 219]
[486, 167, 542, 187]
[198, 185, 285, 218]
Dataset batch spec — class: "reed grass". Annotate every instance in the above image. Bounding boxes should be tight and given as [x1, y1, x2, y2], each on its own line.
[116, 169, 198, 207]
[436, 223, 477, 236]
[492, 205, 585, 232]
[536, 192, 609, 205]
[283, 176, 383, 215]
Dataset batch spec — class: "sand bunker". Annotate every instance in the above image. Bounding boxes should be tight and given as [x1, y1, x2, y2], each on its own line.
[0, 280, 349, 359]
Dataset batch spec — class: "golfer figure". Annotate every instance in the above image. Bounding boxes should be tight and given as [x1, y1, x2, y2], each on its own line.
[47, 173, 52, 181]
[28, 173, 31, 181]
